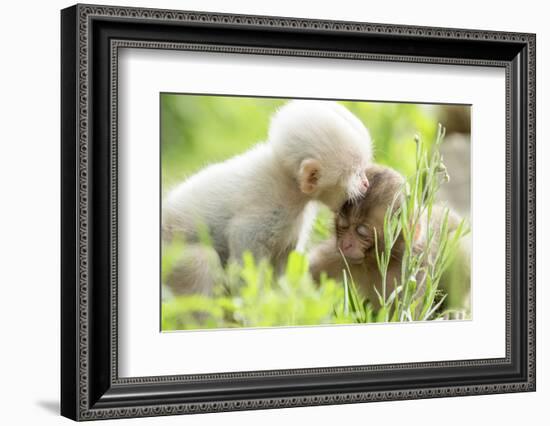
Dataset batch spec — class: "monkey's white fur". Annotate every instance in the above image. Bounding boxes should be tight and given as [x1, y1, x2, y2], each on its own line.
[163, 100, 372, 294]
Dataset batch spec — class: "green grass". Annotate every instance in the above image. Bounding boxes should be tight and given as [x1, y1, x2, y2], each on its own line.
[162, 251, 350, 330]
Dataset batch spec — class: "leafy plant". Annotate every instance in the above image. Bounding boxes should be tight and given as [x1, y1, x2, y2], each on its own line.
[340, 124, 470, 323]
[162, 250, 353, 330]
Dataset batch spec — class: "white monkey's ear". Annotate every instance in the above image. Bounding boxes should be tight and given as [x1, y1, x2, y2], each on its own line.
[298, 158, 322, 194]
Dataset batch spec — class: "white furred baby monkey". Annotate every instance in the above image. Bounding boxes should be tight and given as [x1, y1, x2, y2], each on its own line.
[163, 100, 373, 295]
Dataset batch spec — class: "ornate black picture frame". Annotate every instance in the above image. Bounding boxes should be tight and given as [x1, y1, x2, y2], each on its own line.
[61, 3, 536, 421]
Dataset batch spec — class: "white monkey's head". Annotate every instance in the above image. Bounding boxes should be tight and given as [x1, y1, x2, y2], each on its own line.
[269, 100, 373, 211]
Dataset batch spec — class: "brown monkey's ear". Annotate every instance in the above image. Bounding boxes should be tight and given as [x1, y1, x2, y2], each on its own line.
[298, 158, 322, 194]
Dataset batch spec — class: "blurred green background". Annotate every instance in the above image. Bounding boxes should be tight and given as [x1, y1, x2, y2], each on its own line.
[161, 95, 468, 190]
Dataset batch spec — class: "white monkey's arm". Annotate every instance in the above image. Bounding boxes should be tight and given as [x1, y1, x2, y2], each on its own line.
[226, 215, 276, 265]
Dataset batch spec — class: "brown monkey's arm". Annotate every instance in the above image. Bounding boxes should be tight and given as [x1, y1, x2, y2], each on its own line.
[309, 238, 346, 283]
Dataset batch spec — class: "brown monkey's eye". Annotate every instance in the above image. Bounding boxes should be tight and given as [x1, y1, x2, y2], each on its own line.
[356, 224, 369, 237]
[337, 216, 350, 229]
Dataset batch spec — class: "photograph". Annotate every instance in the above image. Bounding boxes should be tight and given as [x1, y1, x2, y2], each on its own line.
[160, 95, 472, 331]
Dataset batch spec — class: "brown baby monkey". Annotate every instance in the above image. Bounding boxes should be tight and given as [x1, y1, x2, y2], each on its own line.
[309, 164, 470, 315]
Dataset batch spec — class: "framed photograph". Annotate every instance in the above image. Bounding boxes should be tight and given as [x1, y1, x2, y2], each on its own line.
[61, 3, 536, 421]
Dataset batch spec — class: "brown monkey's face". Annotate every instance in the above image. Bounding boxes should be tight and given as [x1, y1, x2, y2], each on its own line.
[334, 164, 406, 264]
[335, 204, 387, 264]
